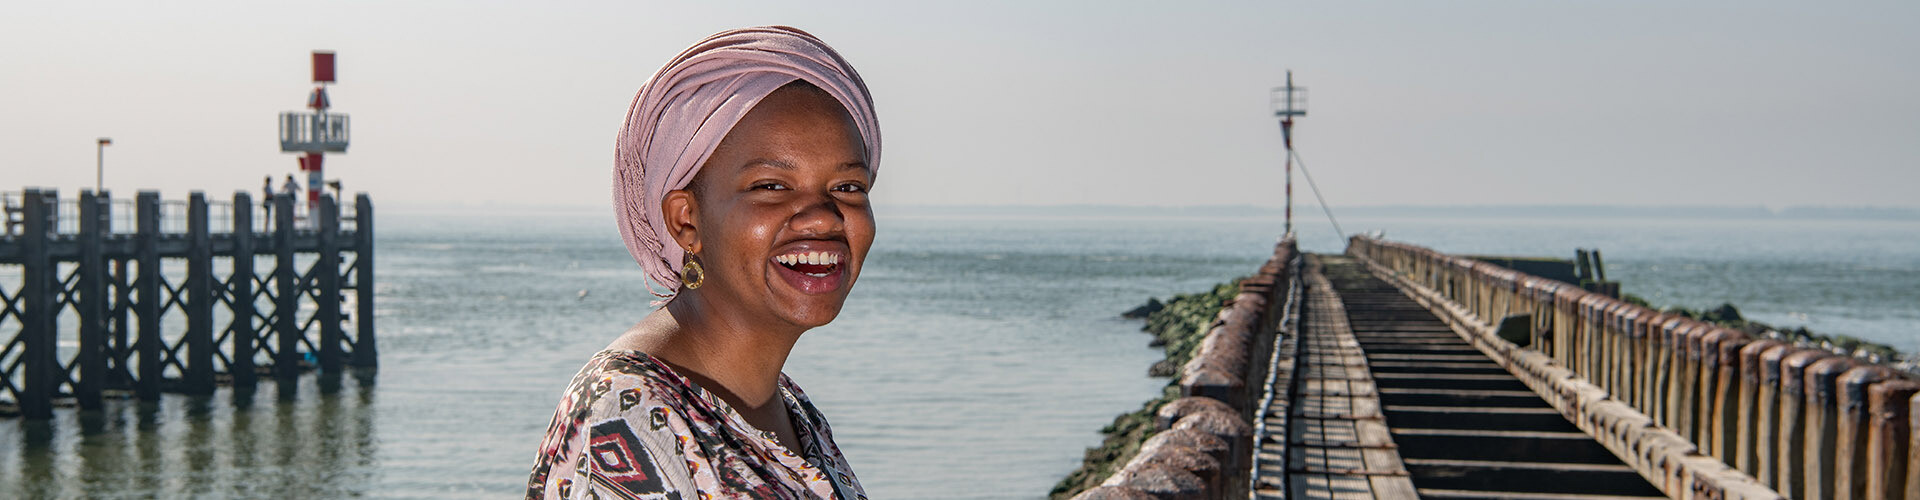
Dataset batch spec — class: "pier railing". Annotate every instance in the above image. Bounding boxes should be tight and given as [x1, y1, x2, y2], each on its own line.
[0, 188, 375, 420]
[1348, 235, 1916, 500]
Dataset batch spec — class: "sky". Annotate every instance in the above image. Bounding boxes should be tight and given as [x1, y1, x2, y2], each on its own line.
[3, 1, 1916, 211]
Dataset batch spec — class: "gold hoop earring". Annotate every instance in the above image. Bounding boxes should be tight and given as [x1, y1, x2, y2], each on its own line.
[681, 253, 705, 290]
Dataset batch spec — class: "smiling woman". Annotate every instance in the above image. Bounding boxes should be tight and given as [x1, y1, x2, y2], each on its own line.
[527, 26, 880, 500]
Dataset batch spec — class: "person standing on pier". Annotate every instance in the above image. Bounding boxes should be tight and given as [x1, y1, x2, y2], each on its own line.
[528, 26, 880, 500]
[262, 176, 275, 221]
[279, 174, 301, 223]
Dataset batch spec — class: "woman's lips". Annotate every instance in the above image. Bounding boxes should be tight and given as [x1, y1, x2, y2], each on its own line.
[771, 248, 846, 294]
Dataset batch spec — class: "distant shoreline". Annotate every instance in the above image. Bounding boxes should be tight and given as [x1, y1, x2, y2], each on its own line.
[884, 204, 1920, 221]
[372, 203, 1920, 221]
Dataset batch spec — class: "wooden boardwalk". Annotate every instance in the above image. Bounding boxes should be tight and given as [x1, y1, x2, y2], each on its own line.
[1255, 255, 1664, 499]
[1253, 255, 1416, 499]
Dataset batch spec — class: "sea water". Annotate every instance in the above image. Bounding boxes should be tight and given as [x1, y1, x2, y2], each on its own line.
[1, 210, 1914, 499]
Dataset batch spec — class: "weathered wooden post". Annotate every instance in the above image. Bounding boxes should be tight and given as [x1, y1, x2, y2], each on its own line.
[274, 194, 299, 379]
[77, 190, 108, 411]
[1610, 305, 1636, 405]
[229, 192, 256, 387]
[1901, 389, 1920, 500]
[1683, 323, 1715, 447]
[1734, 339, 1785, 477]
[1666, 322, 1701, 438]
[185, 192, 215, 394]
[1835, 367, 1894, 500]
[316, 195, 342, 372]
[1752, 344, 1795, 488]
[135, 191, 162, 401]
[1653, 316, 1686, 428]
[19, 189, 56, 419]
[1775, 349, 1827, 499]
[1633, 313, 1667, 417]
[352, 193, 377, 367]
[1804, 356, 1857, 500]
[1708, 330, 1748, 462]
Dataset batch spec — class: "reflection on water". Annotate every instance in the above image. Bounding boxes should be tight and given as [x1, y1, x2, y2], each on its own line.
[0, 369, 378, 499]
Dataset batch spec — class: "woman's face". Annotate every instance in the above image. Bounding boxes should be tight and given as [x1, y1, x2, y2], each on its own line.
[674, 84, 874, 331]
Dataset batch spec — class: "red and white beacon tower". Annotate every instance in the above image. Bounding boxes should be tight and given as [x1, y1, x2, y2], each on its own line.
[279, 50, 350, 214]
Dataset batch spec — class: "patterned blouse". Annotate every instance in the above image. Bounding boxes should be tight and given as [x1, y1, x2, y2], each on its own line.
[527, 350, 865, 500]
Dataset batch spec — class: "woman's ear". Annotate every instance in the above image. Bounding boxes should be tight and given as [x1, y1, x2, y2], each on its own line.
[662, 189, 702, 255]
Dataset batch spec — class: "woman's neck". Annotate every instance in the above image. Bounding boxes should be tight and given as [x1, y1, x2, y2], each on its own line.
[613, 297, 803, 413]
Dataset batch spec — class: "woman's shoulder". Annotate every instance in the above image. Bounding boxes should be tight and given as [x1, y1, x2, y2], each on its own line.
[528, 350, 699, 500]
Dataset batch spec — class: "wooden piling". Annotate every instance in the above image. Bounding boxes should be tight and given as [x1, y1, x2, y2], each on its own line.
[1734, 340, 1785, 477]
[1656, 317, 1688, 430]
[1905, 390, 1919, 500]
[353, 193, 377, 367]
[316, 195, 342, 372]
[77, 190, 108, 410]
[1803, 356, 1857, 500]
[19, 189, 56, 419]
[1751, 344, 1793, 489]
[273, 194, 298, 379]
[1775, 349, 1827, 499]
[1708, 330, 1748, 463]
[1835, 366, 1894, 500]
[185, 192, 215, 394]
[229, 192, 256, 388]
[1668, 322, 1702, 442]
[135, 191, 162, 401]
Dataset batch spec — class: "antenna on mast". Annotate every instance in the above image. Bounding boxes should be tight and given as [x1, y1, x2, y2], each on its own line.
[1271, 71, 1307, 236]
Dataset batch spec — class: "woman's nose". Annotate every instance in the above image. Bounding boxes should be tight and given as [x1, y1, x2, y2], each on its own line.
[788, 193, 845, 236]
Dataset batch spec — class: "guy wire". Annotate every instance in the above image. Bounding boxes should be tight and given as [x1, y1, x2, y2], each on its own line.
[1289, 148, 1347, 249]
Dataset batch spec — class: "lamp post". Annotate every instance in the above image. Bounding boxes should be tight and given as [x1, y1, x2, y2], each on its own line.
[96, 137, 112, 192]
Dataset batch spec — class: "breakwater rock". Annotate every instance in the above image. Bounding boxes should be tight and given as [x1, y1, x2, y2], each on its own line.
[1051, 237, 1297, 499]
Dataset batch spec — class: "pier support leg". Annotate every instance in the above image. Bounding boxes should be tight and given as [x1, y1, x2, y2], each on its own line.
[185, 192, 214, 394]
[274, 194, 299, 380]
[352, 194, 377, 368]
[77, 190, 107, 410]
[135, 191, 161, 401]
[20, 189, 57, 419]
[230, 192, 257, 388]
[317, 195, 341, 373]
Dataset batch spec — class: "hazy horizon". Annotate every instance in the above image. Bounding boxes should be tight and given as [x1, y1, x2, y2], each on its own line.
[5, 2, 1917, 209]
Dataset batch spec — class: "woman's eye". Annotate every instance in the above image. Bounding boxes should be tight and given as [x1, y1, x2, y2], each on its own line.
[751, 182, 788, 191]
[834, 183, 869, 194]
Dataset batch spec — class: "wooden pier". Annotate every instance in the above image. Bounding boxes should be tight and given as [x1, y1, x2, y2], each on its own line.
[0, 188, 375, 420]
[1077, 234, 1918, 500]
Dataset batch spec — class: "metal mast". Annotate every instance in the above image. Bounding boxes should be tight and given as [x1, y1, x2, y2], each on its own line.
[1271, 71, 1307, 236]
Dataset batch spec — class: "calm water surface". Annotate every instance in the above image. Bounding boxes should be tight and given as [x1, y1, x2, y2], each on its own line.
[1, 210, 1914, 499]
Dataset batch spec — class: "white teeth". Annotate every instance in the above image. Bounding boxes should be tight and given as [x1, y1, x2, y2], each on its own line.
[776, 251, 841, 267]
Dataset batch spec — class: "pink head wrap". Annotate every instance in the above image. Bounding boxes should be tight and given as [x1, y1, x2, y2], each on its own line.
[614, 26, 881, 299]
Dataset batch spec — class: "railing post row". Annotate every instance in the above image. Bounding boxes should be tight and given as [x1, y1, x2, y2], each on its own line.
[1344, 235, 1916, 500]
